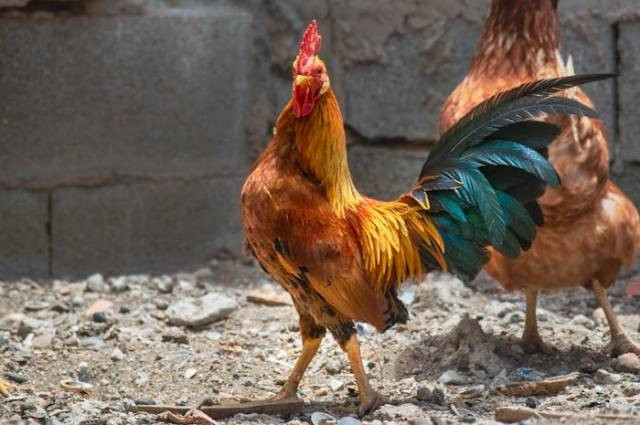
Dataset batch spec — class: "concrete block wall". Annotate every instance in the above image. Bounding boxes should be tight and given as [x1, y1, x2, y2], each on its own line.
[0, 0, 638, 279]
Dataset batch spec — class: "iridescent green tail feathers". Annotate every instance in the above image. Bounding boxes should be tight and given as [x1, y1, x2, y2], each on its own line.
[413, 74, 614, 281]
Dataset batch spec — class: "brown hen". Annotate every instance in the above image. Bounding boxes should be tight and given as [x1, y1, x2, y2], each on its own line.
[441, 0, 640, 356]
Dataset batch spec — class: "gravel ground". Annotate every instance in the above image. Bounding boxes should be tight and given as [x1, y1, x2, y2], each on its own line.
[1, 259, 640, 425]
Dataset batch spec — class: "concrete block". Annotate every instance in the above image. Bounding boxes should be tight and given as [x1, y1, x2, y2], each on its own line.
[618, 72, 640, 162]
[618, 21, 640, 162]
[0, 7, 251, 188]
[348, 143, 430, 201]
[332, 0, 484, 142]
[559, 12, 616, 152]
[0, 191, 49, 279]
[51, 178, 244, 278]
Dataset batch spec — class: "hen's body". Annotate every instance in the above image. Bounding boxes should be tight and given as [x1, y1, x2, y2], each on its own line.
[441, 0, 640, 354]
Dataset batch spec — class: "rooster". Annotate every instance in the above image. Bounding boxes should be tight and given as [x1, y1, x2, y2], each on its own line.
[441, 0, 640, 356]
[241, 20, 607, 414]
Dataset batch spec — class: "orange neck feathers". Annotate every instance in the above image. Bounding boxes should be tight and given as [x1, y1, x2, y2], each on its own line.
[276, 89, 361, 217]
[471, 0, 560, 78]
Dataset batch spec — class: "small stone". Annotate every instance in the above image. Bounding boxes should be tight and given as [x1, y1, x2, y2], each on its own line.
[593, 308, 607, 325]
[4, 372, 28, 384]
[310, 411, 335, 425]
[484, 300, 515, 318]
[83, 299, 113, 317]
[77, 362, 90, 382]
[416, 386, 432, 402]
[110, 348, 125, 361]
[17, 318, 47, 338]
[336, 417, 362, 425]
[86, 274, 106, 292]
[594, 369, 623, 385]
[329, 378, 344, 391]
[614, 353, 640, 374]
[622, 382, 640, 397]
[324, 359, 341, 375]
[206, 331, 222, 341]
[162, 328, 189, 344]
[513, 367, 545, 381]
[155, 299, 169, 310]
[398, 284, 417, 305]
[432, 387, 446, 405]
[71, 295, 85, 307]
[525, 396, 539, 408]
[166, 293, 238, 327]
[570, 314, 594, 327]
[247, 283, 292, 306]
[31, 328, 55, 348]
[430, 416, 445, 425]
[184, 368, 198, 379]
[314, 387, 329, 397]
[156, 277, 174, 294]
[460, 414, 476, 423]
[92, 312, 108, 323]
[135, 371, 150, 386]
[110, 277, 129, 292]
[437, 369, 468, 385]
[178, 280, 195, 292]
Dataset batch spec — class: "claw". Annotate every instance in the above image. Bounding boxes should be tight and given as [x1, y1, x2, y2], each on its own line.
[609, 333, 640, 358]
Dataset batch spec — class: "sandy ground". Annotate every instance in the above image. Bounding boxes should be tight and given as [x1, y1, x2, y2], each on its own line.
[1, 259, 640, 425]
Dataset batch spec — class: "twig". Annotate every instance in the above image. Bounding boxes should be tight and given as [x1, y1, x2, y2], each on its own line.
[134, 398, 305, 420]
[495, 406, 639, 423]
[496, 372, 579, 397]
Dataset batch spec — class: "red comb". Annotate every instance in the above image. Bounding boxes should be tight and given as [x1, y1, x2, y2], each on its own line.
[296, 20, 322, 74]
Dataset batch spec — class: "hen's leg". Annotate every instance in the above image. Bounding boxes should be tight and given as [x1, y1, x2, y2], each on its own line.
[521, 288, 553, 354]
[592, 279, 640, 356]
[328, 322, 381, 417]
[273, 313, 325, 400]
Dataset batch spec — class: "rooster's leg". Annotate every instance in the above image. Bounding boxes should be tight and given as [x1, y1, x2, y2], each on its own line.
[273, 313, 325, 401]
[330, 324, 381, 417]
[592, 279, 640, 357]
[521, 288, 553, 354]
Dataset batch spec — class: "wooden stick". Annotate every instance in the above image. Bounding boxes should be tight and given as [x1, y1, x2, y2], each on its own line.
[134, 399, 305, 419]
[496, 372, 579, 397]
[495, 406, 639, 423]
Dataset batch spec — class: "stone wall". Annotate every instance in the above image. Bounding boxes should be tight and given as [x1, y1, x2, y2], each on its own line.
[0, 0, 638, 279]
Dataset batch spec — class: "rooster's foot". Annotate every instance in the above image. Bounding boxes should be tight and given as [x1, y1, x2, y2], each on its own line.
[356, 390, 382, 417]
[521, 332, 554, 355]
[609, 333, 640, 357]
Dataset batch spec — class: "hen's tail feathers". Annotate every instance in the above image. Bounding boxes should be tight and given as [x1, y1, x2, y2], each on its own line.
[414, 74, 613, 282]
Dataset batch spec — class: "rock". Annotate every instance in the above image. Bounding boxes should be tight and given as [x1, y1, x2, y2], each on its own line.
[329, 378, 344, 392]
[134, 371, 149, 386]
[17, 318, 48, 338]
[83, 299, 113, 317]
[77, 362, 90, 383]
[355, 322, 376, 336]
[483, 300, 516, 318]
[206, 331, 222, 341]
[594, 369, 623, 385]
[432, 387, 446, 405]
[437, 369, 468, 385]
[92, 312, 108, 323]
[592, 308, 607, 325]
[86, 274, 106, 292]
[336, 417, 362, 425]
[184, 368, 198, 379]
[246, 283, 292, 306]
[110, 348, 125, 362]
[4, 372, 28, 384]
[71, 295, 85, 307]
[513, 367, 546, 381]
[377, 403, 429, 423]
[310, 411, 335, 425]
[398, 284, 417, 305]
[178, 280, 195, 292]
[460, 414, 476, 423]
[417, 386, 432, 402]
[614, 353, 640, 374]
[324, 359, 341, 375]
[162, 328, 189, 344]
[525, 396, 539, 408]
[570, 314, 594, 328]
[622, 382, 640, 397]
[110, 277, 128, 292]
[31, 328, 55, 349]
[166, 293, 238, 327]
[155, 277, 174, 294]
